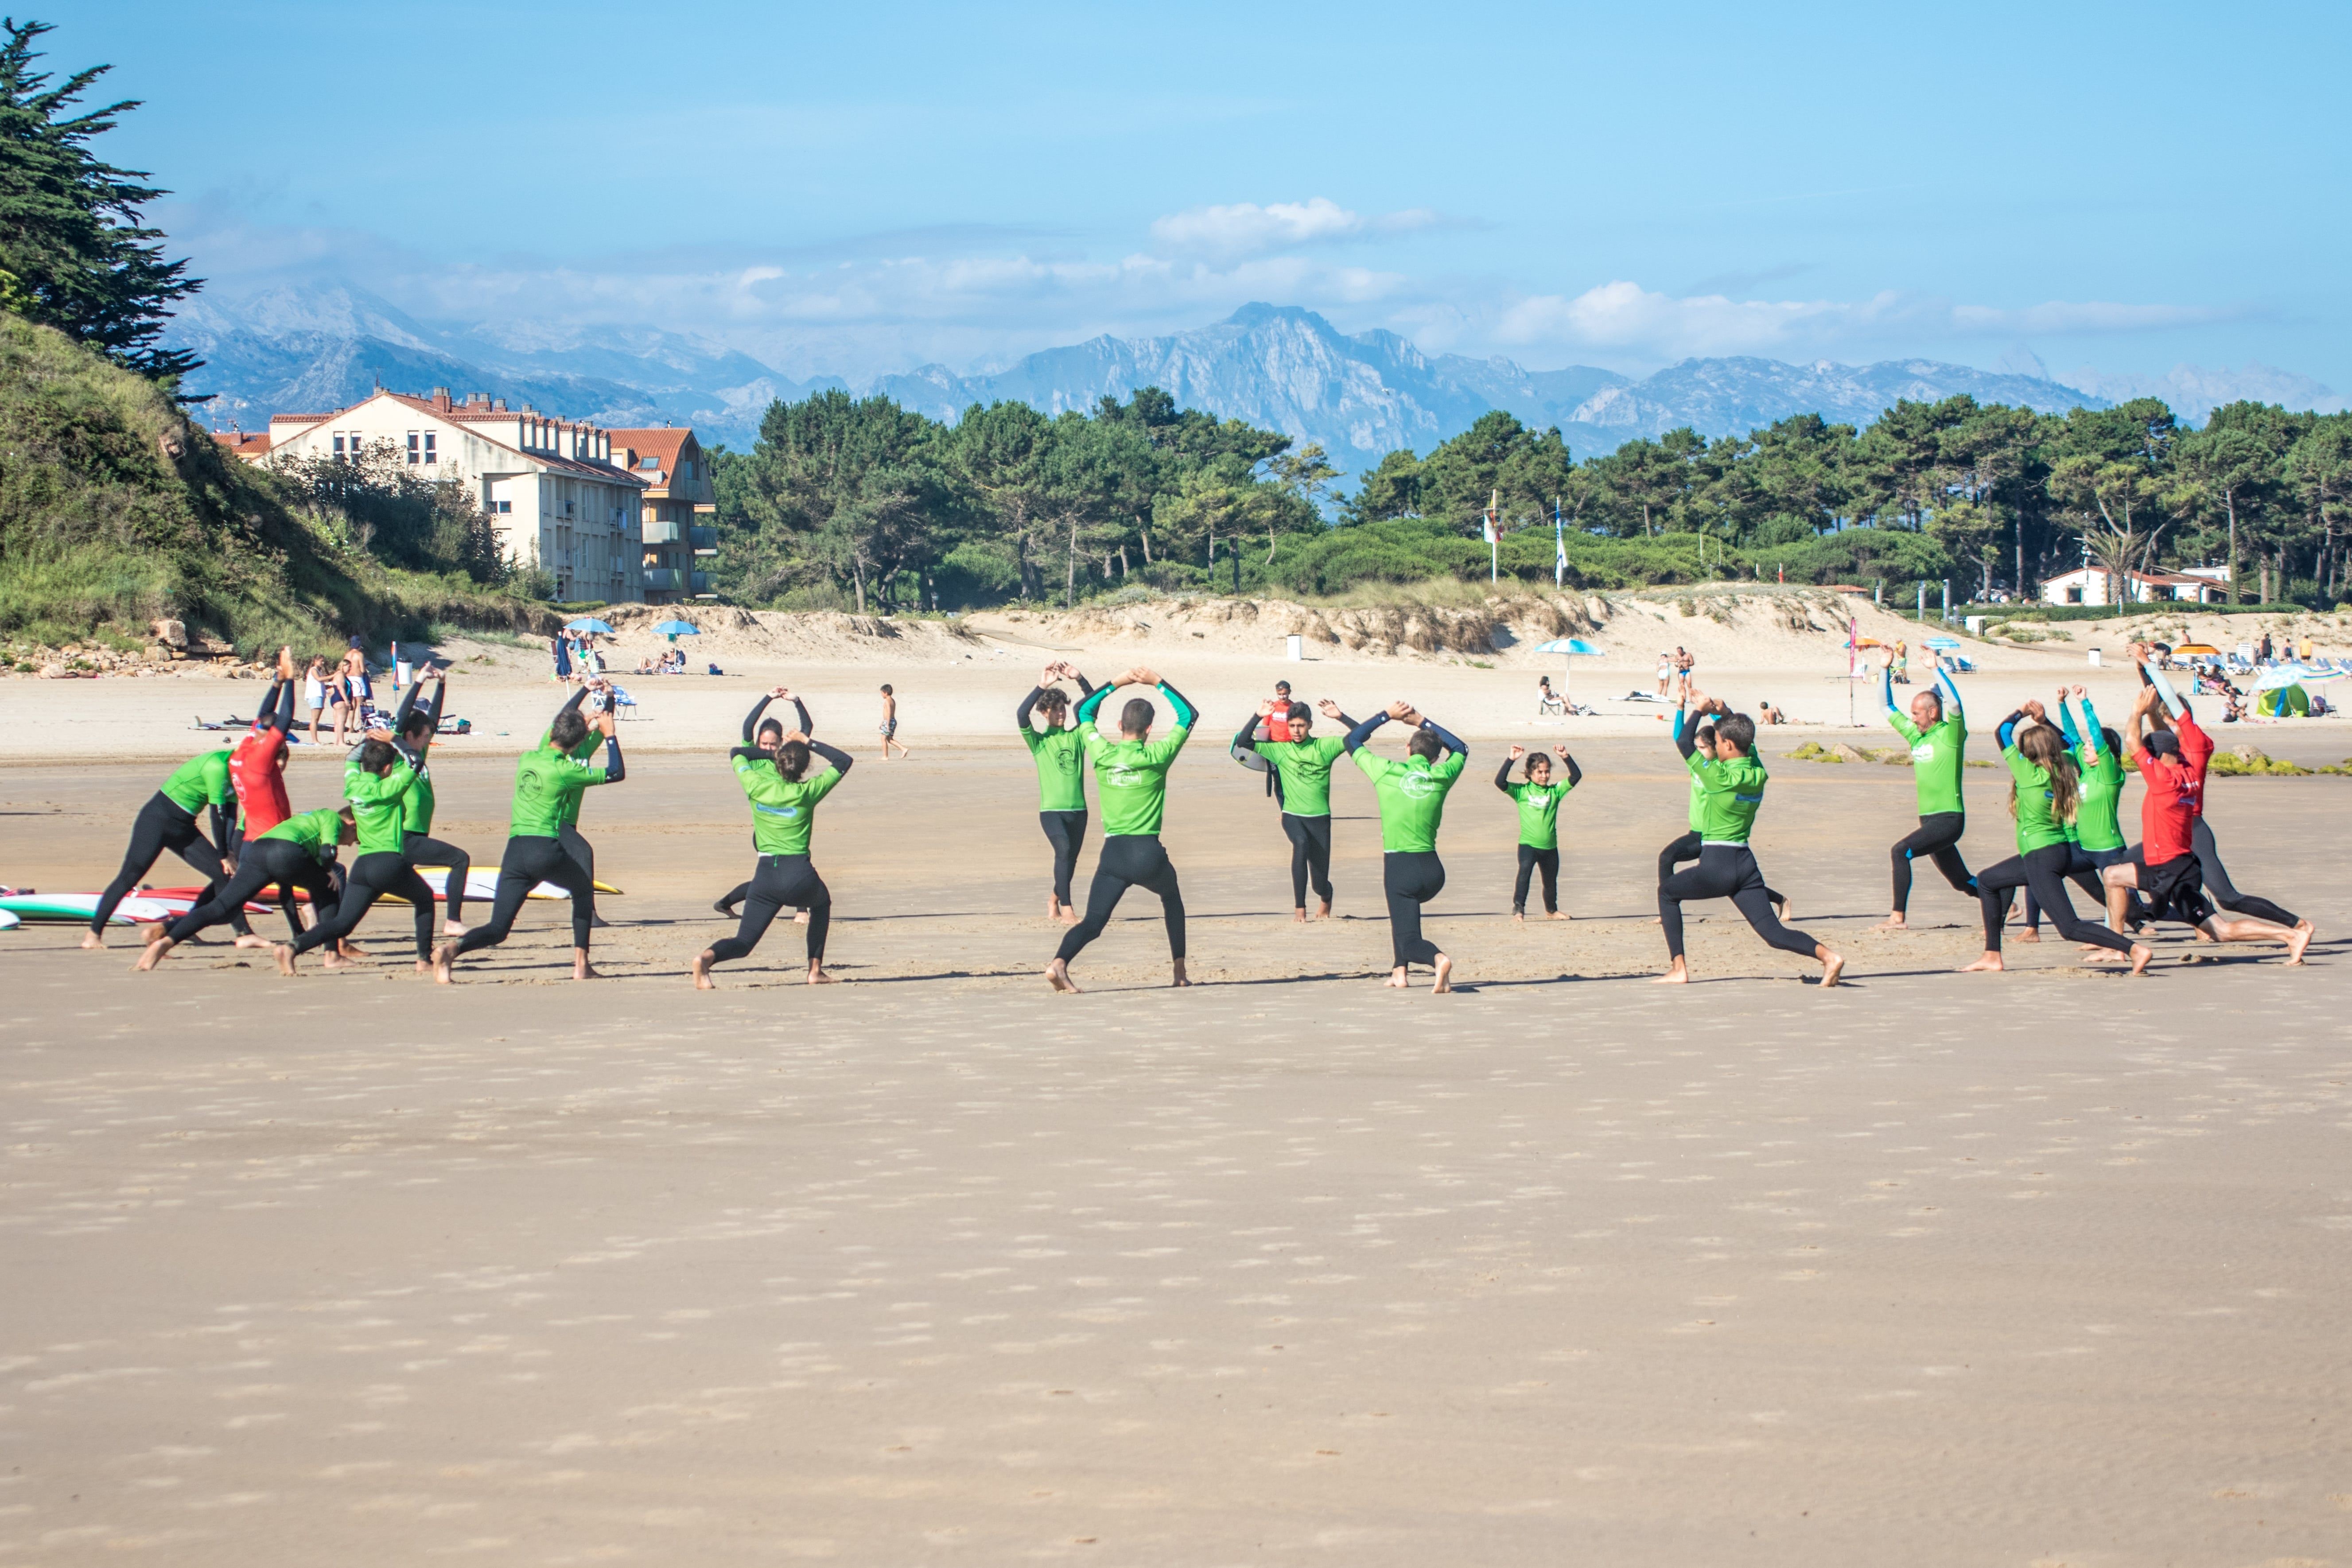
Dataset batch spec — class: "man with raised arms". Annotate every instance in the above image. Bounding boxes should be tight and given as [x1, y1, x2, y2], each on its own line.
[1873, 650, 1977, 931]
[1045, 667, 1196, 993]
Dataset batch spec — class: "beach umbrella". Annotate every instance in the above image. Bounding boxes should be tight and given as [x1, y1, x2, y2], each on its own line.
[653, 619, 700, 636]
[2257, 662, 2339, 689]
[2173, 642, 2222, 658]
[1532, 637, 1603, 708]
[565, 617, 614, 635]
[1923, 636, 1960, 651]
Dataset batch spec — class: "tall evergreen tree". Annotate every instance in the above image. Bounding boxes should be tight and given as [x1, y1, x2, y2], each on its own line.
[0, 20, 200, 381]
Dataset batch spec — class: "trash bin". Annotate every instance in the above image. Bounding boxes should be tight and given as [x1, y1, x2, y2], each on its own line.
[1286, 634, 1302, 662]
[2088, 648, 2102, 666]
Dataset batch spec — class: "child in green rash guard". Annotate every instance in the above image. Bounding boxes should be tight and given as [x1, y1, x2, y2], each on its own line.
[274, 739, 440, 977]
[1963, 700, 2149, 975]
[1654, 691, 1843, 987]
[1046, 667, 1197, 994]
[2021, 684, 2143, 942]
[1345, 700, 1468, 992]
[1019, 662, 1096, 924]
[1233, 695, 1359, 922]
[1874, 649, 1977, 931]
[434, 698, 626, 984]
[86, 743, 267, 950]
[1496, 743, 1580, 921]
[691, 704, 855, 990]
[136, 807, 357, 971]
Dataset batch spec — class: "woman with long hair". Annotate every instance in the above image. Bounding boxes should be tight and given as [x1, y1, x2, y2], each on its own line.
[692, 698, 854, 988]
[1963, 700, 2149, 974]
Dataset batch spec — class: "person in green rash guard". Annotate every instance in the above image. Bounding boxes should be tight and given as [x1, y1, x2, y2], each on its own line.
[273, 739, 440, 976]
[86, 743, 266, 950]
[135, 807, 355, 971]
[1496, 743, 1579, 921]
[1019, 662, 1096, 924]
[1655, 690, 1843, 986]
[2020, 684, 2144, 942]
[390, 665, 472, 938]
[1873, 649, 1977, 931]
[1655, 712, 1788, 918]
[1045, 666, 1197, 993]
[552, 681, 612, 926]
[1962, 701, 2149, 975]
[691, 704, 855, 988]
[434, 698, 626, 984]
[1233, 695, 1358, 922]
[1345, 700, 1468, 992]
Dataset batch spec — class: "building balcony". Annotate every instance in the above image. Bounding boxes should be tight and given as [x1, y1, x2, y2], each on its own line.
[692, 570, 710, 594]
[643, 568, 685, 592]
[689, 525, 716, 549]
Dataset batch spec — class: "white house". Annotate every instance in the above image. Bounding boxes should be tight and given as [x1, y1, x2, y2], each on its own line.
[255, 389, 651, 603]
[2040, 565, 2228, 606]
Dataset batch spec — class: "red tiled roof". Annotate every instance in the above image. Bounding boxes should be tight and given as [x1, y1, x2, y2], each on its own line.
[262, 391, 646, 488]
[212, 430, 272, 455]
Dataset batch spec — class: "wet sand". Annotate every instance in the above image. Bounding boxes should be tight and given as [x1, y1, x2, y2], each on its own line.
[4, 725, 2350, 1564]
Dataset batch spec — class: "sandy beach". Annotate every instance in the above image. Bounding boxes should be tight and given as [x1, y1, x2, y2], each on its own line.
[4, 613, 2350, 1564]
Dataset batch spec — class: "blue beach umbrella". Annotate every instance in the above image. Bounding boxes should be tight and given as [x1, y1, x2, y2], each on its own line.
[1532, 638, 1603, 707]
[653, 619, 700, 637]
[565, 617, 615, 635]
[1923, 636, 1960, 651]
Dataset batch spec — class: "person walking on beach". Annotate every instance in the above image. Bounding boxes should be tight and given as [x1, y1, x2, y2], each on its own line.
[1233, 693, 1357, 922]
[1497, 743, 1578, 921]
[434, 695, 625, 984]
[1345, 700, 1468, 992]
[1045, 667, 1197, 993]
[1019, 663, 1094, 924]
[551, 632, 572, 685]
[1656, 651, 1672, 697]
[877, 685, 911, 759]
[1873, 650, 1977, 931]
[691, 698, 854, 988]
[1654, 689, 1842, 987]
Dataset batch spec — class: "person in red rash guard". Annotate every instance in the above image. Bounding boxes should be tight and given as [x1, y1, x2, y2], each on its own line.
[225, 647, 312, 942]
[2099, 648, 2312, 965]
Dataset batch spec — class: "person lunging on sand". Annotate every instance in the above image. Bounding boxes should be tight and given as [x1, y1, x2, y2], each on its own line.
[716, 688, 816, 924]
[1497, 743, 1578, 922]
[2096, 661, 2311, 965]
[225, 646, 318, 945]
[1234, 694, 1357, 922]
[1020, 663, 1095, 924]
[877, 685, 911, 760]
[691, 700, 854, 988]
[1656, 709, 1788, 922]
[85, 736, 267, 952]
[1046, 667, 1197, 993]
[434, 697, 626, 984]
[1873, 649, 1976, 931]
[390, 665, 471, 938]
[1962, 700, 2150, 975]
[274, 736, 437, 977]
[2019, 685, 2146, 945]
[1655, 690, 1842, 987]
[135, 806, 353, 972]
[1345, 700, 1467, 992]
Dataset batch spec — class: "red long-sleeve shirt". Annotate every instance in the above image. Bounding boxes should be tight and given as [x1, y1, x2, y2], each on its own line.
[228, 723, 291, 837]
[2134, 708, 2211, 865]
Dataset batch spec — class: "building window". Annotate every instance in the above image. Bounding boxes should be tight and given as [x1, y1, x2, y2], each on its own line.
[495, 500, 512, 514]
[406, 432, 420, 464]
[423, 432, 437, 464]
[332, 434, 346, 457]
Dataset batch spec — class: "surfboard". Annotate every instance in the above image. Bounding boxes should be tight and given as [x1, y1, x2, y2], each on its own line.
[0, 893, 187, 925]
[149, 873, 621, 907]
[0, 909, 18, 930]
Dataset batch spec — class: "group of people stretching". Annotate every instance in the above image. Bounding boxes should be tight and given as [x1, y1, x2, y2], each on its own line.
[92, 638, 2312, 992]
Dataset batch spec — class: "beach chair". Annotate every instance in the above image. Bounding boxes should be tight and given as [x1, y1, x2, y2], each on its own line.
[1949, 654, 1979, 673]
[606, 684, 638, 721]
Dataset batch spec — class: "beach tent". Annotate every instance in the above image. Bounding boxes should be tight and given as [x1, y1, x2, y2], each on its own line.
[1532, 638, 1602, 709]
[2254, 661, 2338, 716]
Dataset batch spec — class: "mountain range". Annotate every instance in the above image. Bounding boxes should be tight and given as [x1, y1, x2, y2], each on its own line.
[167, 290, 2342, 469]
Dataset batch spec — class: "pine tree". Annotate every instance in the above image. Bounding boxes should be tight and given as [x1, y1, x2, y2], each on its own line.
[0, 19, 200, 381]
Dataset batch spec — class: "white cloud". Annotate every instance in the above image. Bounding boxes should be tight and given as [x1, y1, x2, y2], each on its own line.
[1147, 197, 1438, 260]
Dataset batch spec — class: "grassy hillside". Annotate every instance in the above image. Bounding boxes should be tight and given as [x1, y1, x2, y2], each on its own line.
[0, 315, 550, 656]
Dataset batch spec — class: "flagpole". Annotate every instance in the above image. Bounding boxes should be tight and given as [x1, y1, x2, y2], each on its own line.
[1553, 498, 1563, 588]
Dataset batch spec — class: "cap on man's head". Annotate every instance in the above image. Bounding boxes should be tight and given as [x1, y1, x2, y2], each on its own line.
[2146, 730, 2181, 757]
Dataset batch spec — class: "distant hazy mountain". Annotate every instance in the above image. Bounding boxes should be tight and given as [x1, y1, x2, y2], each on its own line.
[172, 291, 2192, 464]
[2059, 362, 2347, 423]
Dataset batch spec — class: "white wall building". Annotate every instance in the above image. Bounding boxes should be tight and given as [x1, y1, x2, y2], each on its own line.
[2040, 564, 2228, 606]
[257, 389, 650, 603]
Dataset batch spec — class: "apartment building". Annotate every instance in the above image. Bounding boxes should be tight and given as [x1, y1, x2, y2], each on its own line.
[255, 389, 650, 603]
[608, 427, 717, 603]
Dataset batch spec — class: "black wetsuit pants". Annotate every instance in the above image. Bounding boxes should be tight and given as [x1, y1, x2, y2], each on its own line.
[1659, 844, 1821, 961]
[1892, 812, 1975, 914]
[401, 831, 470, 922]
[1976, 844, 2135, 956]
[1283, 813, 1334, 909]
[1056, 834, 1185, 965]
[162, 838, 334, 945]
[292, 850, 436, 960]
[2023, 843, 2128, 931]
[708, 853, 830, 966]
[1658, 831, 1784, 909]
[452, 835, 599, 958]
[93, 791, 251, 937]
[1384, 850, 1447, 969]
[560, 824, 595, 886]
[1040, 810, 1088, 907]
[2193, 817, 2298, 927]
[1513, 845, 1559, 914]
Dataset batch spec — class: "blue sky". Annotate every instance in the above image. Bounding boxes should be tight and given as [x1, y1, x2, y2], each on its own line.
[63, 0, 2352, 391]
